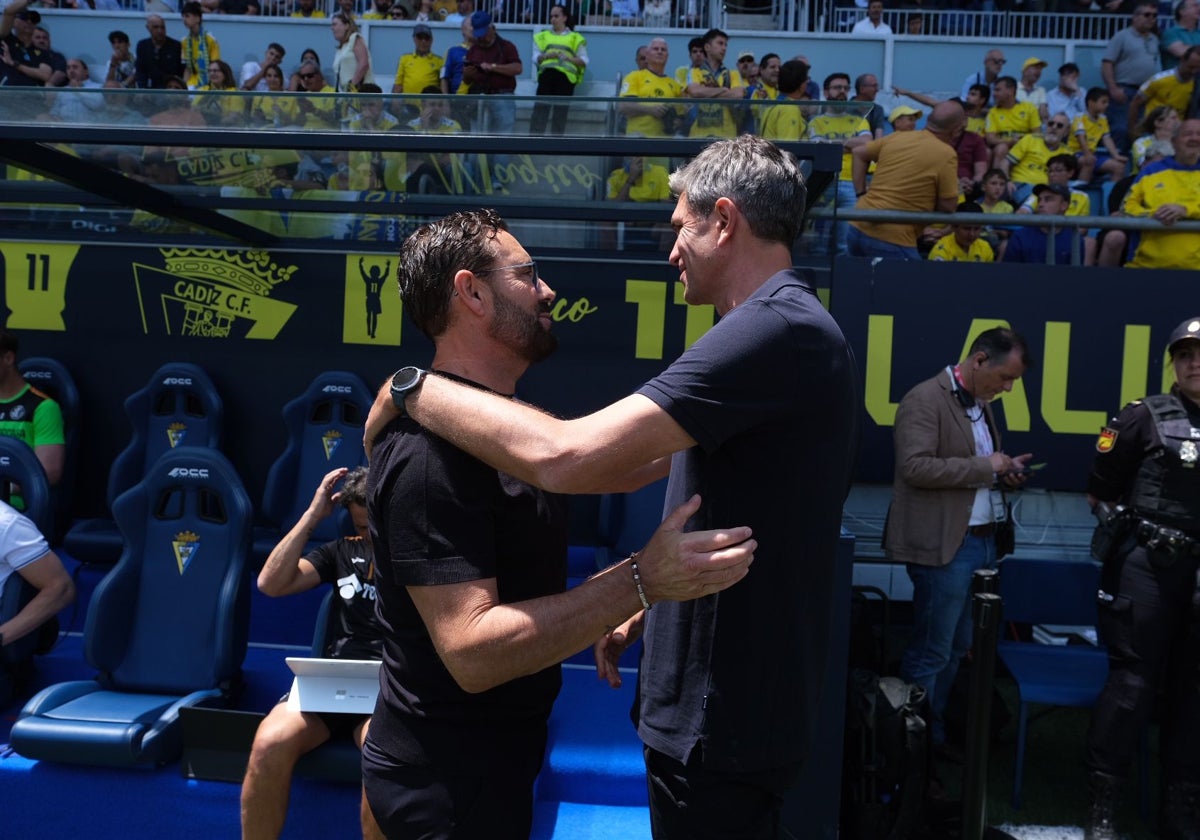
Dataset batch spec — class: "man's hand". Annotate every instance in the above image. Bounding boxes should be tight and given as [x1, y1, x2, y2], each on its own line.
[308, 466, 349, 520]
[635, 493, 754, 605]
[1000, 452, 1033, 488]
[1153, 203, 1189, 226]
[594, 611, 643, 688]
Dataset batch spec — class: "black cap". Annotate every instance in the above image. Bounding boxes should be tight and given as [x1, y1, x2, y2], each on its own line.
[15, 8, 41, 23]
[1168, 317, 1200, 355]
[1033, 182, 1071, 200]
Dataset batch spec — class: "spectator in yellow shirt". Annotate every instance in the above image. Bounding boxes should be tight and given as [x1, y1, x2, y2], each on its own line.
[985, 75, 1041, 168]
[928, 202, 995, 262]
[1123, 117, 1200, 269]
[1069, 87, 1130, 182]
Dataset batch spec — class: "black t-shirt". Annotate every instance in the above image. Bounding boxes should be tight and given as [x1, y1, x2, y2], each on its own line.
[305, 536, 384, 660]
[634, 269, 859, 774]
[0, 35, 46, 87]
[1087, 387, 1200, 504]
[367, 407, 568, 772]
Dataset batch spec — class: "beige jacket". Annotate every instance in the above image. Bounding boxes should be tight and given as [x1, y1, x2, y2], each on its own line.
[882, 369, 999, 567]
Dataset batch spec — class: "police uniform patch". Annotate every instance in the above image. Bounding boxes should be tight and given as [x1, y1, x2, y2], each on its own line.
[1096, 426, 1118, 453]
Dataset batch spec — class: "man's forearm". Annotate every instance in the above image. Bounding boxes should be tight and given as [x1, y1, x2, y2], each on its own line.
[421, 559, 649, 694]
[401, 375, 691, 494]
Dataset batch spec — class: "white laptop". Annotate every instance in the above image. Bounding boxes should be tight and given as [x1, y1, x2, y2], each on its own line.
[284, 657, 382, 715]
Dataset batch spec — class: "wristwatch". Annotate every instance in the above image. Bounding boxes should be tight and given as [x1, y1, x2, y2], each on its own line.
[389, 366, 428, 410]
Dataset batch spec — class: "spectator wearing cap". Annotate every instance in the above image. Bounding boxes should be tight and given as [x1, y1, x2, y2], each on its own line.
[0, 0, 50, 88]
[961, 48, 1005, 105]
[1016, 152, 1091, 216]
[1162, 0, 1200, 70]
[928, 202, 995, 262]
[393, 23, 444, 97]
[1017, 57, 1049, 122]
[736, 50, 758, 88]
[1047, 62, 1086, 123]
[1001, 182, 1083, 264]
[889, 103, 920, 132]
[135, 13, 181, 90]
[850, 100, 964, 260]
[852, 0, 892, 36]
[461, 10, 522, 133]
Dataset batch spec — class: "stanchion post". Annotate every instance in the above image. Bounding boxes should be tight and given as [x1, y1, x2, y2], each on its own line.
[962, 592, 1002, 840]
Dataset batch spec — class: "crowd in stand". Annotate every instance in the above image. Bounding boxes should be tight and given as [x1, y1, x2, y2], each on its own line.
[1, 0, 1198, 264]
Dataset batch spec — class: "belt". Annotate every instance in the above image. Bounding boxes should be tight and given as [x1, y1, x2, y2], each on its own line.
[968, 523, 996, 538]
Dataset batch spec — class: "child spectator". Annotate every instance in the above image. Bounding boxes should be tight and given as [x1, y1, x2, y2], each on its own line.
[1068, 87, 1129, 182]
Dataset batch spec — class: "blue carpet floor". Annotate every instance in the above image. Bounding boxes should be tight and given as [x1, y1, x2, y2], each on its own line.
[0, 554, 651, 838]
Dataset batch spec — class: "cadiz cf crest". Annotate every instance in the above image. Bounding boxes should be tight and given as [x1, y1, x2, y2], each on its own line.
[323, 429, 342, 461]
[172, 530, 199, 574]
[167, 421, 187, 448]
[133, 249, 298, 340]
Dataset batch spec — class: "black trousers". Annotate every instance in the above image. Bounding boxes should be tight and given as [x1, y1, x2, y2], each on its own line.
[361, 732, 546, 840]
[644, 745, 802, 839]
[530, 68, 575, 135]
[1086, 542, 1200, 784]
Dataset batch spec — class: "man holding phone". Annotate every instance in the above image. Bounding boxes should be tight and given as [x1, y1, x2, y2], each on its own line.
[883, 327, 1034, 760]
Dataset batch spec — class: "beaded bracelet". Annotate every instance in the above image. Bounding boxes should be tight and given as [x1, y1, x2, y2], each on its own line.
[630, 551, 651, 611]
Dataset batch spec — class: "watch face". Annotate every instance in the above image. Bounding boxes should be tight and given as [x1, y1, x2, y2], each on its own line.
[391, 367, 422, 393]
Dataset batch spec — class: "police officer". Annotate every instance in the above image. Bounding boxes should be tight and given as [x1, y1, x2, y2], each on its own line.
[1083, 316, 1200, 840]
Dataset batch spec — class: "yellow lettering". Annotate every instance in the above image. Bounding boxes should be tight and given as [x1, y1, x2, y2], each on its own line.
[864, 314, 899, 427]
[626, 279, 667, 359]
[1119, 324, 1151, 408]
[1041, 321, 1103, 434]
[1162, 349, 1175, 395]
[549, 297, 599, 323]
[672, 282, 714, 349]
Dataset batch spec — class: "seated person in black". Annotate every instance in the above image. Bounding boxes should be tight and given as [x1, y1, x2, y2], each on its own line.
[241, 466, 384, 840]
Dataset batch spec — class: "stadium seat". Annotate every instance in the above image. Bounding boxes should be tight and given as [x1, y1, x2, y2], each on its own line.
[0, 435, 54, 537]
[997, 557, 1147, 811]
[0, 436, 55, 706]
[17, 356, 79, 543]
[9, 446, 252, 768]
[252, 371, 371, 564]
[63, 363, 223, 566]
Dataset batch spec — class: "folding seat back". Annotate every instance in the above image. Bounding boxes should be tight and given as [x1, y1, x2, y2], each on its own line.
[260, 371, 371, 546]
[17, 356, 79, 541]
[11, 446, 252, 767]
[64, 363, 223, 566]
[107, 362, 224, 506]
[0, 435, 53, 537]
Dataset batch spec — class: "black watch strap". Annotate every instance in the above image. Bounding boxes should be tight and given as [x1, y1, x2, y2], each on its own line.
[390, 366, 429, 410]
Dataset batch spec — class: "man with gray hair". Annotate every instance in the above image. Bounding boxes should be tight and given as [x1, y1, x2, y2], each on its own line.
[364, 136, 859, 836]
[361, 208, 755, 837]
